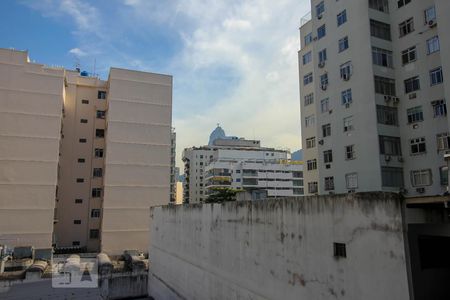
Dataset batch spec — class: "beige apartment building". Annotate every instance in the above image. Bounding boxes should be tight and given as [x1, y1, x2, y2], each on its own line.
[299, 0, 450, 197]
[0, 48, 172, 255]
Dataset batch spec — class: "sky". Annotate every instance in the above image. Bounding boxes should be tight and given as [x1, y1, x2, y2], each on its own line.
[1, 0, 311, 169]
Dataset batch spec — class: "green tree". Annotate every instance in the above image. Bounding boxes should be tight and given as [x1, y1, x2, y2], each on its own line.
[205, 188, 238, 203]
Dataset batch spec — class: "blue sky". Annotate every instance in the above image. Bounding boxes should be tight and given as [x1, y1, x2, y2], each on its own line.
[1, 0, 310, 167]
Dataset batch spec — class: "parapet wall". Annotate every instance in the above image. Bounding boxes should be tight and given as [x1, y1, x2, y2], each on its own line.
[148, 192, 410, 300]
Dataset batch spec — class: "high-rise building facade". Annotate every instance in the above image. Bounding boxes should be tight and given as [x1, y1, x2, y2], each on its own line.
[183, 126, 303, 203]
[170, 128, 177, 203]
[299, 0, 450, 197]
[0, 49, 172, 254]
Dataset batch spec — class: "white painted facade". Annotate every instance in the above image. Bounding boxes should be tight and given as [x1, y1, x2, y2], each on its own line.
[299, 0, 450, 197]
[183, 137, 303, 203]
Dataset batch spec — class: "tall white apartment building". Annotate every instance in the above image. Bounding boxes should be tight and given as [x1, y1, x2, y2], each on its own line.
[182, 126, 303, 203]
[0, 48, 172, 254]
[299, 0, 450, 197]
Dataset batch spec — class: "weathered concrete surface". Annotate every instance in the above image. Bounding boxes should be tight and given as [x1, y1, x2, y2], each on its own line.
[148, 192, 410, 300]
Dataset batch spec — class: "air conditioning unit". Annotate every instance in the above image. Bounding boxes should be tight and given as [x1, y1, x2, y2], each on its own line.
[313, 37, 318, 41]
[343, 73, 350, 81]
[325, 164, 331, 169]
[344, 126, 353, 132]
[318, 61, 325, 68]
[321, 84, 328, 90]
[416, 187, 425, 193]
[384, 155, 391, 162]
[398, 156, 404, 162]
[318, 14, 323, 20]
[399, 187, 408, 194]
[392, 97, 400, 104]
[409, 93, 417, 99]
[318, 139, 324, 145]
[348, 189, 355, 193]
[345, 103, 351, 108]
[428, 20, 437, 28]
[328, 109, 333, 114]
[384, 95, 392, 102]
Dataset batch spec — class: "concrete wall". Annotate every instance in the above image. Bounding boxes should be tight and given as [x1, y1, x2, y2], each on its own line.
[148, 192, 410, 300]
[0, 49, 64, 248]
[101, 68, 172, 255]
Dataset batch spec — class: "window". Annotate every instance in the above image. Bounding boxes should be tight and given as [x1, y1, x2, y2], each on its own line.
[80, 119, 88, 123]
[324, 176, 334, 191]
[401, 46, 416, 65]
[399, 18, 414, 37]
[303, 73, 313, 85]
[377, 105, 398, 126]
[305, 33, 313, 46]
[432, 100, 447, 117]
[437, 133, 450, 151]
[317, 25, 326, 39]
[96, 129, 105, 138]
[324, 150, 333, 163]
[72, 241, 80, 246]
[321, 98, 330, 113]
[308, 182, 318, 193]
[92, 188, 102, 198]
[430, 67, 443, 86]
[322, 124, 331, 137]
[341, 89, 352, 105]
[307, 159, 317, 171]
[407, 106, 423, 123]
[411, 169, 432, 187]
[346, 173, 358, 189]
[305, 115, 315, 128]
[410, 137, 426, 155]
[343, 116, 354, 132]
[374, 76, 396, 96]
[93, 168, 103, 177]
[320, 73, 328, 87]
[427, 36, 440, 54]
[404, 76, 420, 93]
[338, 36, 349, 52]
[318, 49, 327, 63]
[334, 243, 346, 258]
[316, 2, 325, 17]
[345, 145, 355, 160]
[76, 178, 84, 183]
[337, 10, 347, 26]
[303, 51, 312, 65]
[78, 158, 86, 163]
[95, 148, 104, 158]
[89, 229, 100, 239]
[96, 110, 106, 119]
[75, 199, 83, 204]
[91, 209, 101, 218]
[379, 136, 402, 155]
[81, 99, 89, 104]
[79, 138, 87, 143]
[74, 220, 81, 225]
[340, 62, 352, 80]
[424, 6, 436, 24]
[370, 19, 391, 41]
[381, 167, 404, 187]
[369, 0, 389, 13]
[98, 91, 107, 99]
[304, 93, 314, 106]
[440, 166, 448, 186]
[372, 47, 393, 68]
[306, 137, 316, 149]
[397, 0, 411, 8]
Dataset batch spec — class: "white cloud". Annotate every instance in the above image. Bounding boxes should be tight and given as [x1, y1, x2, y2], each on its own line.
[68, 47, 87, 57]
[223, 18, 252, 30]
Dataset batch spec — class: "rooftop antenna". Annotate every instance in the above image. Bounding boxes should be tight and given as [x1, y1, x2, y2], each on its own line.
[74, 57, 81, 73]
[93, 58, 97, 78]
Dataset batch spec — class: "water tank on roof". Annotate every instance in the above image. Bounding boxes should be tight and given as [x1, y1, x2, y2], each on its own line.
[80, 71, 89, 77]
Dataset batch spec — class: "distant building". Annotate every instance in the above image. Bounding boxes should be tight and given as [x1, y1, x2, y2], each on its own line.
[0, 48, 172, 255]
[170, 128, 176, 203]
[299, 0, 450, 197]
[182, 126, 303, 203]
